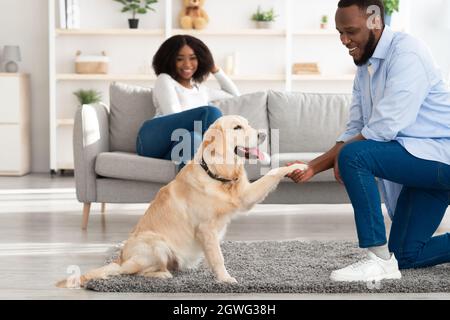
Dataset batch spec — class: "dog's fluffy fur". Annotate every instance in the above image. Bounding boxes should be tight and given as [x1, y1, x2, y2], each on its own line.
[57, 115, 307, 287]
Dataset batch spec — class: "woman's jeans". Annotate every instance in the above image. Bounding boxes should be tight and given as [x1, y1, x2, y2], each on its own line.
[338, 140, 450, 269]
[136, 106, 222, 170]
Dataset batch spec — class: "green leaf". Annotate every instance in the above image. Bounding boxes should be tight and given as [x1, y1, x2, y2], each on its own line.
[251, 6, 278, 22]
[73, 89, 103, 105]
[383, 0, 399, 16]
[113, 0, 158, 17]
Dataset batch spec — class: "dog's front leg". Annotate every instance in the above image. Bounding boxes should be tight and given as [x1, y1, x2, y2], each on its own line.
[240, 163, 308, 208]
[196, 224, 237, 284]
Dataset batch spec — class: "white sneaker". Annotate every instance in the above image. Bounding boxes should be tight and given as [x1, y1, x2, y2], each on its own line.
[330, 251, 402, 282]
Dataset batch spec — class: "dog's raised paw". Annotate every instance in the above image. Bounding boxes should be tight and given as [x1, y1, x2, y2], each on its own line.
[288, 163, 308, 172]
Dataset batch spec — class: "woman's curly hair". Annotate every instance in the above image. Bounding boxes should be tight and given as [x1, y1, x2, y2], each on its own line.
[152, 35, 214, 83]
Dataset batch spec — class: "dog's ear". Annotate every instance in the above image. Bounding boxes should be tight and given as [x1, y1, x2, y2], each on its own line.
[202, 124, 225, 160]
[202, 127, 217, 149]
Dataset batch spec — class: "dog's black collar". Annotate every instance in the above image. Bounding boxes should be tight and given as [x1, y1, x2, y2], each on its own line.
[200, 157, 237, 183]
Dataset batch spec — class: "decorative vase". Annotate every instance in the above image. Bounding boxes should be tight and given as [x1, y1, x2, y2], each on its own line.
[128, 19, 139, 29]
[255, 21, 274, 29]
[5, 61, 19, 73]
[384, 14, 392, 26]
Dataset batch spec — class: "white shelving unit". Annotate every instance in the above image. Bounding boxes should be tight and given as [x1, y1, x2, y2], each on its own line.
[0, 74, 31, 176]
[48, 0, 362, 172]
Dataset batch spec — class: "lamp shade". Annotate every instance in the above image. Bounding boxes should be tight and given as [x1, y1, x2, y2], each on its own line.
[3, 46, 21, 62]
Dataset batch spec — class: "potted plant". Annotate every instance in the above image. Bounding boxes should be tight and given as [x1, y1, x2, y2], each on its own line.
[251, 6, 278, 29]
[113, 0, 158, 29]
[73, 89, 102, 106]
[320, 15, 329, 29]
[383, 0, 399, 26]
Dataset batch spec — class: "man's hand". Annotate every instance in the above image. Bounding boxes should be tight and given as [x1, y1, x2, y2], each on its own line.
[285, 161, 314, 183]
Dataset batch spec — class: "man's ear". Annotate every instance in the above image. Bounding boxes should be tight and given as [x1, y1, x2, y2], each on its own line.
[374, 14, 383, 30]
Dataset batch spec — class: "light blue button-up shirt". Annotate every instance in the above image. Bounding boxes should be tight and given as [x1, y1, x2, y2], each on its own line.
[337, 25, 450, 219]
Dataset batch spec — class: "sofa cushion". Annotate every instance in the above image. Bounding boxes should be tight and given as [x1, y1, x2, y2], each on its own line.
[109, 82, 155, 153]
[271, 152, 335, 182]
[95, 152, 176, 184]
[95, 151, 269, 183]
[212, 91, 270, 137]
[268, 91, 351, 153]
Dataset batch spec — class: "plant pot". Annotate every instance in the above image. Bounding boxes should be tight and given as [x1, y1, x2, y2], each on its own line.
[255, 21, 274, 29]
[128, 19, 139, 29]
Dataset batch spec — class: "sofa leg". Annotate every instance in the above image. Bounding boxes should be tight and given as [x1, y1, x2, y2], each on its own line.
[82, 203, 91, 230]
[101, 202, 106, 214]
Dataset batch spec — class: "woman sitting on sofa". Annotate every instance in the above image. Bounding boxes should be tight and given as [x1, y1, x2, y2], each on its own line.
[136, 34, 240, 169]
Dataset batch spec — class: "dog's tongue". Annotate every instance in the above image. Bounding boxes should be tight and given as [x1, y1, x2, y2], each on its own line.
[247, 147, 264, 160]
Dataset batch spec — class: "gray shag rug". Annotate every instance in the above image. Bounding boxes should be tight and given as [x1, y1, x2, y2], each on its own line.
[86, 240, 450, 293]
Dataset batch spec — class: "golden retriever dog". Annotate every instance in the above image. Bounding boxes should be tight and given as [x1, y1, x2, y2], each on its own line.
[57, 115, 307, 287]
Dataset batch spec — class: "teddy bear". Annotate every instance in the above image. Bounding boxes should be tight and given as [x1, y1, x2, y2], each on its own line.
[180, 0, 209, 30]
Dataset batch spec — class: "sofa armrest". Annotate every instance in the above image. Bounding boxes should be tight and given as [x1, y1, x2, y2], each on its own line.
[73, 103, 110, 203]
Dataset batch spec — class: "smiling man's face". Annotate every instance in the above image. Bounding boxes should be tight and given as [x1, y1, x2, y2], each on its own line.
[335, 5, 382, 66]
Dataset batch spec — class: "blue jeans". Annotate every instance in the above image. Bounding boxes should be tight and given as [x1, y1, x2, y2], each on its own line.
[136, 106, 222, 169]
[338, 140, 450, 269]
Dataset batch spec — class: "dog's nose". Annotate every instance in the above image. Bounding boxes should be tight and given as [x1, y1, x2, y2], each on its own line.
[257, 132, 266, 143]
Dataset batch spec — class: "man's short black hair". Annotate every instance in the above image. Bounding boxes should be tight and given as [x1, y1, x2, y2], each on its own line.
[152, 35, 214, 83]
[338, 0, 385, 25]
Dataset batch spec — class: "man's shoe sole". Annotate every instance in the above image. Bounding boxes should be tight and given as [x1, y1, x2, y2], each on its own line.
[330, 271, 402, 282]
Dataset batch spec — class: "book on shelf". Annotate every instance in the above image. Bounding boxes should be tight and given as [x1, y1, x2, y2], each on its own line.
[292, 62, 321, 75]
[66, 0, 81, 29]
[58, 0, 67, 28]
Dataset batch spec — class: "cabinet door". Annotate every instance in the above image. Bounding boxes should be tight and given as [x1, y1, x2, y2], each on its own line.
[0, 125, 21, 172]
[0, 78, 20, 123]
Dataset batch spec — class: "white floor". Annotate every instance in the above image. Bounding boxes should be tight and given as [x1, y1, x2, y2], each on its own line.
[0, 174, 449, 300]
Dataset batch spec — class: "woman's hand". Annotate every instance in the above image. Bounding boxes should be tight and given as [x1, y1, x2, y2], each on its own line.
[285, 161, 314, 183]
[333, 155, 343, 184]
[211, 65, 220, 73]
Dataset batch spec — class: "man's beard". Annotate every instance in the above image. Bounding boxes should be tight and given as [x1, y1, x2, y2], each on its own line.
[354, 31, 376, 66]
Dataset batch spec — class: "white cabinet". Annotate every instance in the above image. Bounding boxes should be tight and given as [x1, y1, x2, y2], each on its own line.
[0, 74, 31, 176]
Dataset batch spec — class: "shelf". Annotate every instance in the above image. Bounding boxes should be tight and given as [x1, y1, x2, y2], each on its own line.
[55, 28, 288, 37]
[56, 28, 164, 36]
[56, 73, 286, 82]
[292, 74, 355, 81]
[0, 73, 30, 78]
[56, 74, 157, 81]
[57, 119, 74, 126]
[218, 74, 285, 81]
[48, 0, 359, 172]
[171, 28, 286, 36]
[55, 73, 355, 82]
[292, 29, 338, 36]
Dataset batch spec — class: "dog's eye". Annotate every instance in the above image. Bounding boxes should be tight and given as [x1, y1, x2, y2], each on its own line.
[233, 125, 243, 130]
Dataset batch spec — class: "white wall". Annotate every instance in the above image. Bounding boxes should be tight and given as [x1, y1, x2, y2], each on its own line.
[0, 0, 49, 173]
[0, 0, 449, 173]
[408, 0, 450, 81]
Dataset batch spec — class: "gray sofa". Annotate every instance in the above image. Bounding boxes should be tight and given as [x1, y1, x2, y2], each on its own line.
[74, 82, 352, 229]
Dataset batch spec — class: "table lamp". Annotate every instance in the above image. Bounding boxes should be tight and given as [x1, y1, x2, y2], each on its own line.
[3, 46, 21, 73]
